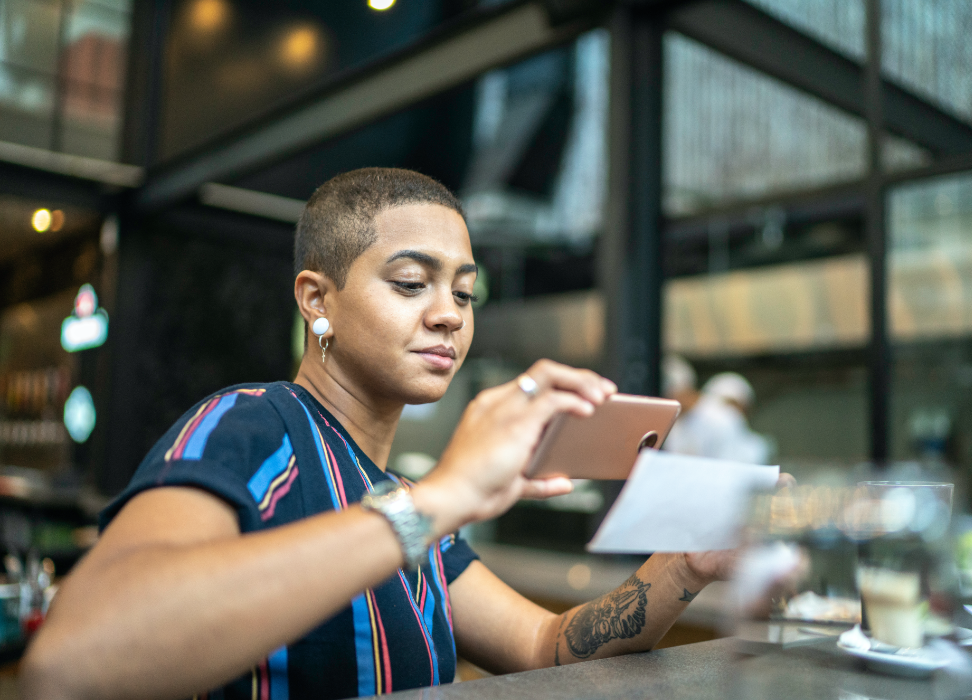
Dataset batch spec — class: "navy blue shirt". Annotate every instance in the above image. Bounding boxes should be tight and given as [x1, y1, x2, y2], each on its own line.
[102, 382, 479, 699]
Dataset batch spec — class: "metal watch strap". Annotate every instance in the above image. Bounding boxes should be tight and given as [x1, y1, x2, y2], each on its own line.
[360, 481, 434, 570]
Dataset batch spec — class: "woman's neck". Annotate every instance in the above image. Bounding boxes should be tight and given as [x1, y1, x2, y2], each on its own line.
[293, 357, 402, 471]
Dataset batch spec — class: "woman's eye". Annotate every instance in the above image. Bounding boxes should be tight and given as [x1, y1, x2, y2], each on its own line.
[392, 281, 425, 293]
[453, 291, 480, 305]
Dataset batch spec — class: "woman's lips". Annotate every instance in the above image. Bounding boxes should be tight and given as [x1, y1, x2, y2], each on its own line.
[413, 346, 456, 370]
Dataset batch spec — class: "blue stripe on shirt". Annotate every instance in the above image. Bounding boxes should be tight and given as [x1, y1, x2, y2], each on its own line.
[247, 434, 294, 502]
[182, 393, 239, 460]
[268, 645, 289, 699]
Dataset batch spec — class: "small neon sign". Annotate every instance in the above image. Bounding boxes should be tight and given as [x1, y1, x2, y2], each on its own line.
[61, 284, 108, 352]
[64, 385, 96, 443]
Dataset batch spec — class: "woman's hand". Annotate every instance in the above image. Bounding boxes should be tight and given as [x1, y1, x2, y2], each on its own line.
[412, 360, 616, 535]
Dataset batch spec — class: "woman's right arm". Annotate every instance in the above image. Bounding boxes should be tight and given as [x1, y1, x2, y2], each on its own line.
[21, 486, 416, 700]
[21, 360, 612, 700]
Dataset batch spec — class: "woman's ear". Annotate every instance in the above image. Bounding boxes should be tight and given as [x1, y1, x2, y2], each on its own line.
[294, 270, 335, 327]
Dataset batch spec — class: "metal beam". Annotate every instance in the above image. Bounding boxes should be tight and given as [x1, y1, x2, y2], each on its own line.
[199, 183, 304, 223]
[137, 1, 595, 212]
[0, 139, 143, 188]
[669, 0, 972, 157]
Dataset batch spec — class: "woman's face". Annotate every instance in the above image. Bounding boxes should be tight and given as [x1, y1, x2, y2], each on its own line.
[324, 203, 476, 407]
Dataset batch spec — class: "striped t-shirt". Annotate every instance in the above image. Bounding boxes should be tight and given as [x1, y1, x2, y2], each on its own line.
[101, 381, 479, 700]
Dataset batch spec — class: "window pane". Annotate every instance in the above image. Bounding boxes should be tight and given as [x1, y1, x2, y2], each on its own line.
[664, 31, 871, 471]
[889, 171, 972, 469]
[883, 0, 972, 125]
[0, 0, 61, 76]
[664, 33, 869, 216]
[463, 29, 608, 247]
[60, 0, 130, 159]
[0, 63, 54, 146]
[0, 0, 130, 158]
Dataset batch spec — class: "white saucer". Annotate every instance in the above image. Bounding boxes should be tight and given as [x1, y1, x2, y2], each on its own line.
[837, 625, 951, 678]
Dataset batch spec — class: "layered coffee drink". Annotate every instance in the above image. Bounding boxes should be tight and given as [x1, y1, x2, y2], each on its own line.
[857, 566, 922, 649]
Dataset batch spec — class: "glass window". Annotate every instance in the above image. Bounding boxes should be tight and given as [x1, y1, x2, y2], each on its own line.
[61, 0, 131, 159]
[663, 32, 873, 474]
[883, 0, 972, 125]
[664, 33, 871, 217]
[888, 171, 972, 471]
[0, 0, 131, 159]
[464, 29, 608, 247]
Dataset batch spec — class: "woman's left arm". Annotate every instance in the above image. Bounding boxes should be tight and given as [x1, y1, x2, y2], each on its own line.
[449, 551, 721, 675]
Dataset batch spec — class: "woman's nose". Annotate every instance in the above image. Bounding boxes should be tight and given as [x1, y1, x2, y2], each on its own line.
[426, 289, 463, 331]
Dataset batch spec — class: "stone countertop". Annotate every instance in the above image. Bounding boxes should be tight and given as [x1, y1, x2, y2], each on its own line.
[377, 636, 950, 700]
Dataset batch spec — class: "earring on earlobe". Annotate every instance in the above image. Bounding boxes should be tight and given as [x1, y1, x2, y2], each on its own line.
[312, 317, 330, 363]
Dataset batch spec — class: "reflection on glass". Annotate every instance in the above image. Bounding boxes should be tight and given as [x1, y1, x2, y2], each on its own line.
[463, 29, 608, 246]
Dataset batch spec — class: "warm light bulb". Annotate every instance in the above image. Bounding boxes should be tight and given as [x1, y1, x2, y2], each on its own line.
[190, 0, 229, 33]
[368, 0, 396, 10]
[51, 209, 65, 232]
[280, 26, 318, 69]
[32, 208, 51, 232]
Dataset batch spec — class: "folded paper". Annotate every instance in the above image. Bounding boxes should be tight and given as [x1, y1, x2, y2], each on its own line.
[588, 450, 779, 553]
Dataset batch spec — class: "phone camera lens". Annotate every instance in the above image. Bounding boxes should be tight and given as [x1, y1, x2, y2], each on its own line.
[638, 431, 658, 451]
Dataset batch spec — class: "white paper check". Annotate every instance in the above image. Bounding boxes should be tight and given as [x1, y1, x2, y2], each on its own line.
[587, 450, 779, 553]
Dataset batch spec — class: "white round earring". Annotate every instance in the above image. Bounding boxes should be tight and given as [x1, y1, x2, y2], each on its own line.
[312, 317, 329, 336]
[312, 317, 330, 362]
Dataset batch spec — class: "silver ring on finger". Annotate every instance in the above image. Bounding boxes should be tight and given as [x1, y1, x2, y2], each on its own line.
[517, 374, 539, 399]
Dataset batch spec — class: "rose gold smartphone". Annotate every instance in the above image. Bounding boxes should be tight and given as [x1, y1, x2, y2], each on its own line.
[526, 394, 681, 480]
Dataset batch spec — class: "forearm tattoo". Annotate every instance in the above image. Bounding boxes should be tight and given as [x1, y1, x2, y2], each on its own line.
[678, 588, 699, 602]
[562, 573, 651, 660]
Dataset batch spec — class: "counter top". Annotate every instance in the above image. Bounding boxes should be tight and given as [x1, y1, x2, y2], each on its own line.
[378, 635, 953, 699]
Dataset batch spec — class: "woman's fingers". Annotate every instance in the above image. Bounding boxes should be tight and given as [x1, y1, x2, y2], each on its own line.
[520, 477, 574, 500]
[523, 359, 617, 405]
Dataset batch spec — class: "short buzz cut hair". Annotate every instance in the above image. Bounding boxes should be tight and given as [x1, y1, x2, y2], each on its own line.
[294, 167, 466, 288]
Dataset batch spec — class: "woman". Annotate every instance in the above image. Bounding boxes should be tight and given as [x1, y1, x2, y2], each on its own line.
[22, 168, 736, 700]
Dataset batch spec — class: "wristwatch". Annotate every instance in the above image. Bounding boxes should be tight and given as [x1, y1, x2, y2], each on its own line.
[360, 481, 434, 570]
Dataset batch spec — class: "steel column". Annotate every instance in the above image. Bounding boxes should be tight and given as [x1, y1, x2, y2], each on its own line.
[866, 0, 889, 464]
[602, 7, 664, 396]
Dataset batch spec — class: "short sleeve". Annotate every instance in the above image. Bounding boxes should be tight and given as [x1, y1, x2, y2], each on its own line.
[439, 533, 480, 584]
[99, 385, 287, 533]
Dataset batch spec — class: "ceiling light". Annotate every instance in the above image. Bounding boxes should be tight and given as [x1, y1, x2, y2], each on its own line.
[32, 208, 51, 232]
[190, 0, 229, 33]
[280, 26, 318, 69]
[368, 0, 396, 10]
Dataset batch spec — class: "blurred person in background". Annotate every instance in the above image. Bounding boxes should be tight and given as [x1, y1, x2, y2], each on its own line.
[664, 370, 773, 465]
[661, 354, 700, 413]
[21, 168, 770, 700]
